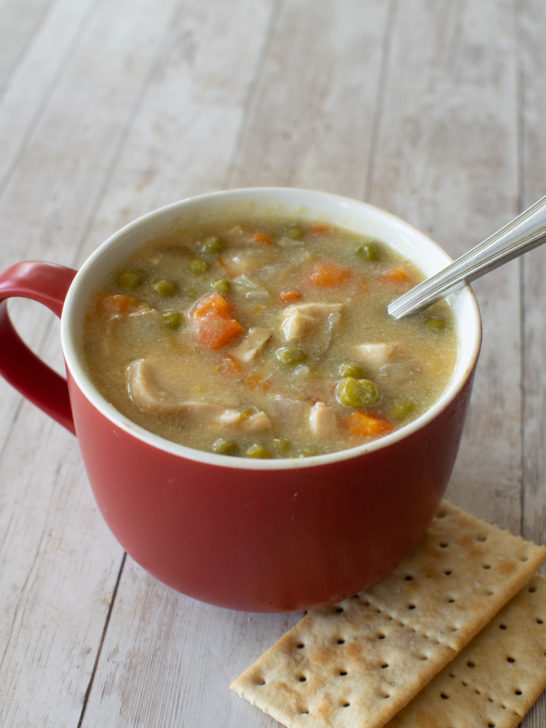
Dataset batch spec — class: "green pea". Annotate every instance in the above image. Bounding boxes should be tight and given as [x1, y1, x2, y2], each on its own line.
[275, 346, 307, 366]
[189, 259, 210, 275]
[338, 362, 364, 379]
[198, 236, 224, 255]
[390, 399, 416, 421]
[286, 224, 304, 240]
[152, 279, 178, 297]
[211, 279, 231, 294]
[272, 437, 291, 454]
[335, 377, 382, 408]
[426, 315, 445, 330]
[245, 443, 272, 459]
[355, 242, 379, 262]
[212, 438, 239, 456]
[116, 271, 143, 291]
[162, 311, 182, 329]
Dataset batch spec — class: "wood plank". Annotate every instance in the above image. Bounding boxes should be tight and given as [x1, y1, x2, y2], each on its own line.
[0, 0, 55, 96]
[0, 0, 95, 192]
[518, 0, 546, 550]
[365, 0, 523, 530]
[82, 559, 297, 728]
[227, 0, 390, 196]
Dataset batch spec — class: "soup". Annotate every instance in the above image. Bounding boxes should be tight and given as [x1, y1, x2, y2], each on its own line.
[82, 217, 458, 458]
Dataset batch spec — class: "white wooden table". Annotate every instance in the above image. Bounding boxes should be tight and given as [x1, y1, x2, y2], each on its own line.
[1, 1, 544, 726]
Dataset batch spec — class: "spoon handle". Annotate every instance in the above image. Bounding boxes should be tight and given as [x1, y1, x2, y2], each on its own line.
[387, 195, 546, 319]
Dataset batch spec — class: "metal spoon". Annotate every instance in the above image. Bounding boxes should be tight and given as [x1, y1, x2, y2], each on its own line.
[387, 195, 546, 319]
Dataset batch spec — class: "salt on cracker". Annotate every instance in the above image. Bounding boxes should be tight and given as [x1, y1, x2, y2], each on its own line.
[385, 574, 546, 728]
[231, 501, 546, 728]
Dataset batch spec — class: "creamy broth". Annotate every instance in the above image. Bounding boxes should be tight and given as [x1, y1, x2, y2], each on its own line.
[83, 218, 458, 458]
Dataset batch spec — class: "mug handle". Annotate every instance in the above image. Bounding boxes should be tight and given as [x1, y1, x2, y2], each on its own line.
[0, 261, 78, 434]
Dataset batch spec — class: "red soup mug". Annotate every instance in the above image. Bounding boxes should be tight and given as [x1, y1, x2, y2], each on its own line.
[0, 188, 481, 612]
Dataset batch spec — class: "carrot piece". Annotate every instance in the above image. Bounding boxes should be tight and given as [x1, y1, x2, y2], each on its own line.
[190, 292, 243, 349]
[279, 289, 303, 304]
[193, 316, 243, 350]
[191, 292, 232, 319]
[380, 266, 411, 284]
[346, 412, 393, 438]
[252, 231, 273, 245]
[218, 354, 242, 375]
[308, 261, 351, 287]
[95, 293, 142, 316]
[308, 223, 330, 234]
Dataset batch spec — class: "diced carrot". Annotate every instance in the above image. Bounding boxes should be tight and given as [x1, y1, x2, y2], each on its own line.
[191, 292, 232, 319]
[380, 267, 411, 284]
[193, 316, 243, 350]
[190, 292, 243, 349]
[252, 231, 273, 245]
[95, 293, 143, 316]
[308, 223, 330, 234]
[308, 261, 351, 287]
[346, 412, 393, 438]
[279, 289, 303, 304]
[218, 354, 242, 375]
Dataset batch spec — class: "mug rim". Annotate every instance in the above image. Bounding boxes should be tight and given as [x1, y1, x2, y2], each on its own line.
[61, 187, 482, 471]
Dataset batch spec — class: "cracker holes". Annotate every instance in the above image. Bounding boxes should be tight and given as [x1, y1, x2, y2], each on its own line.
[336, 638, 345, 645]
[482, 563, 492, 570]
[338, 670, 348, 677]
[436, 509, 447, 519]
[255, 677, 266, 686]
[341, 701, 351, 708]
[380, 663, 389, 669]
[377, 633, 386, 640]
[466, 661, 476, 668]
[476, 534, 487, 543]
[444, 569, 453, 576]
[514, 689, 523, 696]
[447, 597, 456, 604]
[334, 606, 344, 613]
[506, 656, 516, 664]
[407, 603, 416, 610]
[440, 692, 449, 700]
[536, 617, 544, 625]
[298, 675, 307, 683]
[296, 642, 305, 650]
[299, 708, 310, 715]
[499, 623, 507, 630]
[381, 693, 391, 700]
[528, 585, 537, 593]
[404, 574, 414, 581]
[439, 541, 449, 549]
[487, 723, 496, 727]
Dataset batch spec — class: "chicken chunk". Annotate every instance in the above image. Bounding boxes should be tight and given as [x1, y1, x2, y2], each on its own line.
[280, 302, 343, 342]
[213, 408, 272, 433]
[127, 359, 227, 417]
[308, 402, 338, 438]
[230, 327, 272, 363]
[354, 342, 396, 369]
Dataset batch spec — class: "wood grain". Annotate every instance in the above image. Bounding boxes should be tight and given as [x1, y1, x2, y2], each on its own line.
[0, 1, 543, 726]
